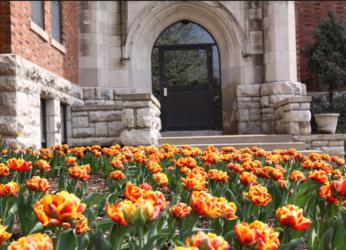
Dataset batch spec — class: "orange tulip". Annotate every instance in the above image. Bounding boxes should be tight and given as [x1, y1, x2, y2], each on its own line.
[190, 191, 237, 220]
[245, 185, 272, 206]
[276, 204, 312, 231]
[186, 231, 230, 250]
[65, 156, 77, 166]
[68, 164, 91, 181]
[170, 203, 192, 219]
[228, 163, 244, 173]
[0, 163, 9, 177]
[26, 176, 50, 192]
[0, 224, 11, 245]
[109, 170, 126, 180]
[153, 172, 169, 187]
[289, 170, 306, 182]
[0, 182, 19, 197]
[308, 170, 329, 184]
[235, 220, 280, 250]
[124, 182, 144, 202]
[35, 159, 51, 172]
[332, 178, 346, 197]
[33, 191, 87, 228]
[106, 200, 132, 226]
[145, 161, 162, 173]
[75, 215, 90, 234]
[6, 158, 32, 172]
[240, 172, 258, 186]
[7, 233, 53, 250]
[319, 183, 340, 204]
[208, 169, 229, 183]
[181, 173, 207, 191]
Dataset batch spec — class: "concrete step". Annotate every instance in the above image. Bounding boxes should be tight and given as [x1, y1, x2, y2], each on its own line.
[159, 134, 293, 145]
[299, 149, 324, 155]
[164, 141, 307, 151]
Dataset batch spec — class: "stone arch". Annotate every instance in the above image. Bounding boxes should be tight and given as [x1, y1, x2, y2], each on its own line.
[125, 1, 252, 132]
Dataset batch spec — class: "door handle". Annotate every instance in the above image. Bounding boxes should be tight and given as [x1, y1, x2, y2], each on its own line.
[163, 88, 168, 97]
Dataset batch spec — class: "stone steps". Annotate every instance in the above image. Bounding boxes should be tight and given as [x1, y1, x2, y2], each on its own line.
[158, 134, 293, 145]
[163, 142, 307, 151]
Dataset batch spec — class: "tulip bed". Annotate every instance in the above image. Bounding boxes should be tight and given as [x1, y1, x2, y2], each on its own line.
[0, 144, 345, 250]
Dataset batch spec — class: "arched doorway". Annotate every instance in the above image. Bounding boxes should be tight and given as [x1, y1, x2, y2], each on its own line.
[152, 20, 222, 131]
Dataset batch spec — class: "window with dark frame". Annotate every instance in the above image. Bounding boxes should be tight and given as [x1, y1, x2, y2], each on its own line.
[60, 103, 67, 144]
[40, 99, 47, 148]
[31, 1, 44, 28]
[51, 1, 61, 42]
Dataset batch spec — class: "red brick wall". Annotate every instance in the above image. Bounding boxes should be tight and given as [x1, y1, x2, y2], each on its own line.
[0, 2, 11, 53]
[295, 1, 346, 91]
[2, 1, 79, 84]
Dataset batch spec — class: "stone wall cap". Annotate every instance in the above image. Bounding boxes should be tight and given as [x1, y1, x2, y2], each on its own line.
[294, 134, 346, 141]
[72, 104, 121, 111]
[273, 96, 312, 109]
[121, 93, 160, 108]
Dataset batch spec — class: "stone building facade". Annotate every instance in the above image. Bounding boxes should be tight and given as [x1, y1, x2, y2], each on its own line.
[0, 1, 344, 153]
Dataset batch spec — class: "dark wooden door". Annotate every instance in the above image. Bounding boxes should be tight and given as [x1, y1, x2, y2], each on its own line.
[159, 44, 213, 131]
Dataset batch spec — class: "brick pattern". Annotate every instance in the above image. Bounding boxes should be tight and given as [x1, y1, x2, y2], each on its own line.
[295, 1, 346, 91]
[0, 2, 11, 53]
[2, 1, 78, 83]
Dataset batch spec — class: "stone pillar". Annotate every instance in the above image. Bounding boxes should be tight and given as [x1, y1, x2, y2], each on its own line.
[120, 94, 161, 145]
[263, 1, 297, 82]
[260, 1, 308, 133]
[45, 99, 61, 147]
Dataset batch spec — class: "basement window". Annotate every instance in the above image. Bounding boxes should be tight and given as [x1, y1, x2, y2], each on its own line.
[60, 103, 67, 144]
[40, 99, 47, 148]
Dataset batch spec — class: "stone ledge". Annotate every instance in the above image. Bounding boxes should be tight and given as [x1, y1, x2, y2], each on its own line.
[293, 134, 346, 141]
[121, 93, 160, 108]
[71, 104, 121, 112]
[273, 96, 312, 109]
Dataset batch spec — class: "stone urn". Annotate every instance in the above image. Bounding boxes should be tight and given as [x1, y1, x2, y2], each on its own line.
[314, 113, 339, 134]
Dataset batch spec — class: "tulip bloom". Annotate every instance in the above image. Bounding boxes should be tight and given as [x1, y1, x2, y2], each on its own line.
[0, 182, 19, 197]
[181, 173, 207, 191]
[75, 215, 90, 234]
[26, 176, 50, 192]
[208, 169, 229, 182]
[185, 231, 230, 250]
[319, 184, 340, 204]
[35, 159, 51, 172]
[276, 204, 312, 231]
[6, 158, 32, 172]
[332, 178, 346, 197]
[245, 185, 272, 206]
[239, 172, 258, 186]
[68, 164, 91, 181]
[106, 200, 132, 226]
[289, 170, 306, 182]
[170, 203, 192, 219]
[33, 191, 87, 228]
[7, 233, 53, 250]
[0, 163, 9, 177]
[65, 156, 77, 166]
[190, 191, 237, 220]
[308, 170, 329, 184]
[235, 220, 280, 250]
[0, 224, 11, 245]
[153, 172, 169, 187]
[109, 170, 126, 180]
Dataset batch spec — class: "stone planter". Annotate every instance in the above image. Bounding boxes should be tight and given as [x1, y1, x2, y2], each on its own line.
[314, 113, 339, 134]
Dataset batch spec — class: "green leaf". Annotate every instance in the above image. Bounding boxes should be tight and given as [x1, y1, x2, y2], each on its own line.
[279, 238, 305, 250]
[55, 229, 78, 250]
[332, 217, 346, 250]
[93, 230, 112, 250]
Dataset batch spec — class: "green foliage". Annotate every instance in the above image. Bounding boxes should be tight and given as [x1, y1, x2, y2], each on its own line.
[308, 10, 346, 104]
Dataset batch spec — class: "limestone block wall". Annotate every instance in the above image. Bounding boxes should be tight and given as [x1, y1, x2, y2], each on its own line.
[235, 81, 308, 134]
[69, 87, 123, 146]
[0, 54, 82, 148]
[274, 96, 312, 135]
[120, 94, 161, 146]
[293, 134, 346, 158]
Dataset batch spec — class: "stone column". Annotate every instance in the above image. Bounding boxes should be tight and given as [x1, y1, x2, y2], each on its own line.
[261, 1, 307, 133]
[120, 94, 161, 145]
[46, 99, 61, 147]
